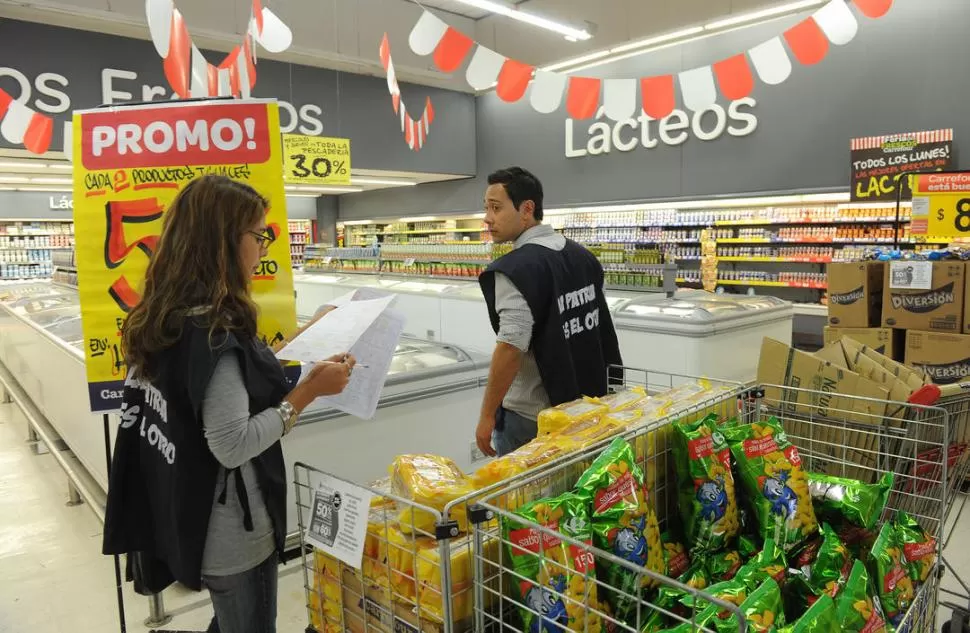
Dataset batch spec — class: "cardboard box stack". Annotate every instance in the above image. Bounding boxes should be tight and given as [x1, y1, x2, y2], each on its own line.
[827, 259, 970, 384]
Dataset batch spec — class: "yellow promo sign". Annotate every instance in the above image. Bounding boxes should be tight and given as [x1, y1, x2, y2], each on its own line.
[72, 99, 297, 412]
[282, 134, 351, 185]
[911, 173, 970, 239]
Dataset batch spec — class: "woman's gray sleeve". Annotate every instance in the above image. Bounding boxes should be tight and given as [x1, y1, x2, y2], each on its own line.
[202, 350, 285, 469]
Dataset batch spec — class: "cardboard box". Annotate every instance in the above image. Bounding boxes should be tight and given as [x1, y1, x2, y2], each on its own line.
[883, 261, 965, 332]
[827, 262, 884, 327]
[823, 326, 903, 360]
[905, 330, 970, 385]
[757, 338, 890, 425]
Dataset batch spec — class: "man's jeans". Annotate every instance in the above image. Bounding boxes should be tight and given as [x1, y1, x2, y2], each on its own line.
[204, 553, 278, 633]
[492, 406, 538, 456]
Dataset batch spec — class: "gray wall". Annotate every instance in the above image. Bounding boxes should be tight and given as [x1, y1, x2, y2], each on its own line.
[340, 0, 970, 219]
[0, 20, 476, 176]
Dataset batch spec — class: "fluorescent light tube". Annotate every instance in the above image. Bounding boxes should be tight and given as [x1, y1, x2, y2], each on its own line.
[704, 0, 825, 30]
[610, 26, 705, 54]
[452, 0, 591, 41]
[352, 178, 418, 186]
[541, 50, 611, 72]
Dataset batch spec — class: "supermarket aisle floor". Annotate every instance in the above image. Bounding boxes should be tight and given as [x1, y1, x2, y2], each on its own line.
[0, 403, 309, 633]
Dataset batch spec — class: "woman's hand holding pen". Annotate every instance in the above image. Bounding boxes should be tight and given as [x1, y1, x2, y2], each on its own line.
[284, 353, 357, 413]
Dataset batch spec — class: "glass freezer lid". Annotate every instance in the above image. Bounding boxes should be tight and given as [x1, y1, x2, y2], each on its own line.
[391, 280, 459, 294]
[617, 297, 766, 322]
[387, 338, 471, 374]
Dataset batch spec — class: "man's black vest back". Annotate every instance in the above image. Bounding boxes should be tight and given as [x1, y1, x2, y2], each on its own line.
[480, 238, 622, 406]
[102, 320, 289, 591]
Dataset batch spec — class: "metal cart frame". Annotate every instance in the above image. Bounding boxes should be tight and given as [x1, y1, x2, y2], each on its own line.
[469, 374, 969, 632]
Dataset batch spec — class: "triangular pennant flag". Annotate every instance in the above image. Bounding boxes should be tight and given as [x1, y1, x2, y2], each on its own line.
[678, 66, 717, 112]
[602, 78, 637, 122]
[640, 75, 675, 119]
[713, 54, 755, 101]
[495, 59, 533, 103]
[565, 76, 601, 120]
[466, 46, 506, 91]
[784, 18, 830, 65]
[814, 0, 858, 45]
[530, 70, 567, 114]
[749, 37, 792, 85]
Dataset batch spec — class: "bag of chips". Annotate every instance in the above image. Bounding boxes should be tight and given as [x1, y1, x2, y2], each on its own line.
[836, 560, 889, 633]
[802, 523, 852, 600]
[777, 594, 839, 633]
[554, 415, 626, 448]
[707, 550, 743, 581]
[738, 535, 759, 561]
[678, 579, 749, 619]
[504, 491, 603, 632]
[537, 397, 609, 436]
[662, 532, 691, 579]
[671, 414, 740, 552]
[868, 523, 914, 628]
[894, 511, 937, 584]
[390, 454, 477, 535]
[575, 437, 664, 621]
[724, 419, 818, 552]
[600, 386, 648, 412]
[735, 538, 787, 590]
[471, 435, 582, 489]
[714, 578, 785, 633]
[808, 472, 893, 529]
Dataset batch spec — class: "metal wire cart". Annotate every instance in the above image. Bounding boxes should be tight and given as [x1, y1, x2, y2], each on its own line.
[293, 369, 748, 633]
[468, 373, 970, 632]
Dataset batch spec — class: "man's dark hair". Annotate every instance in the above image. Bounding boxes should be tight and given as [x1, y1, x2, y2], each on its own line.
[487, 167, 544, 222]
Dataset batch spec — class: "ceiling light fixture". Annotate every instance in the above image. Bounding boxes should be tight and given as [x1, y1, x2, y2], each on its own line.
[0, 161, 47, 170]
[0, 176, 30, 184]
[351, 177, 419, 187]
[30, 177, 73, 185]
[452, 0, 591, 41]
[539, 0, 826, 75]
[46, 163, 73, 171]
[285, 185, 364, 194]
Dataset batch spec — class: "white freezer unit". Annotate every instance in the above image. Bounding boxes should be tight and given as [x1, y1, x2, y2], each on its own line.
[612, 294, 793, 383]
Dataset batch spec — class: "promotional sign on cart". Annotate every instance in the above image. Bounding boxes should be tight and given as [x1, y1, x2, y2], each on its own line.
[305, 472, 373, 569]
[910, 172, 970, 238]
[72, 99, 297, 412]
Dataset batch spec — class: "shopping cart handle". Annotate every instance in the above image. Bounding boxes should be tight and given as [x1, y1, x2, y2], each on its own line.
[907, 384, 942, 407]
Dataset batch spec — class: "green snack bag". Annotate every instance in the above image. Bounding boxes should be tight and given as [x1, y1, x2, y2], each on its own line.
[713, 578, 785, 633]
[782, 570, 817, 622]
[894, 511, 937, 584]
[735, 538, 788, 590]
[654, 562, 711, 622]
[672, 414, 740, 552]
[868, 523, 914, 629]
[808, 472, 893, 529]
[575, 437, 664, 621]
[706, 550, 743, 581]
[836, 560, 889, 633]
[679, 579, 748, 616]
[724, 419, 819, 552]
[778, 594, 839, 633]
[662, 532, 691, 579]
[504, 491, 601, 633]
[738, 535, 760, 561]
[803, 523, 852, 599]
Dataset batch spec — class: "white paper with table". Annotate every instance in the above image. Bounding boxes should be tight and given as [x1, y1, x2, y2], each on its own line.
[276, 292, 404, 419]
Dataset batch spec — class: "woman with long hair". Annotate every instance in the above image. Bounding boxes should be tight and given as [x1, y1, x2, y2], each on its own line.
[103, 175, 353, 633]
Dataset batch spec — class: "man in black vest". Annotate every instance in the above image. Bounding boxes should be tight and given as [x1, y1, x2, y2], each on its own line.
[477, 167, 622, 457]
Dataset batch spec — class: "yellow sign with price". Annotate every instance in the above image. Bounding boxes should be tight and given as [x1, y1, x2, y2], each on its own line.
[282, 134, 351, 186]
[911, 173, 970, 239]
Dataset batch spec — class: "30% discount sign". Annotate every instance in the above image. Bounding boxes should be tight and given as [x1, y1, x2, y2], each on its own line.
[282, 134, 351, 186]
[911, 173, 970, 239]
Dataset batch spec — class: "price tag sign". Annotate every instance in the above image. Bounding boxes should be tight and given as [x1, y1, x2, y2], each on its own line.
[911, 173, 970, 238]
[282, 134, 351, 186]
[304, 473, 373, 569]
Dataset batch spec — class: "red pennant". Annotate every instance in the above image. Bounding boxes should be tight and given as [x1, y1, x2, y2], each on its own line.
[854, 0, 892, 18]
[784, 18, 829, 66]
[566, 77, 601, 120]
[496, 59, 534, 103]
[164, 10, 192, 98]
[426, 97, 435, 124]
[23, 113, 53, 154]
[713, 54, 754, 101]
[640, 75, 675, 119]
[0, 89, 12, 118]
[207, 64, 220, 96]
[392, 93, 401, 114]
[253, 0, 264, 33]
[405, 116, 414, 147]
[433, 28, 474, 73]
[379, 34, 391, 70]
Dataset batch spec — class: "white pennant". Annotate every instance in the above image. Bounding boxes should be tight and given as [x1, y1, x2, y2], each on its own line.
[0, 101, 32, 145]
[529, 70, 567, 114]
[678, 66, 717, 112]
[814, 0, 858, 46]
[749, 37, 792, 86]
[145, 0, 174, 58]
[465, 46, 506, 91]
[253, 8, 293, 53]
[409, 11, 449, 57]
[217, 68, 232, 96]
[189, 45, 210, 97]
[236, 47, 252, 98]
[602, 78, 637, 122]
[62, 121, 73, 162]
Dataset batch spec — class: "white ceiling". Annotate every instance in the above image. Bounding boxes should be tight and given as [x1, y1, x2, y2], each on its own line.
[0, 0, 808, 93]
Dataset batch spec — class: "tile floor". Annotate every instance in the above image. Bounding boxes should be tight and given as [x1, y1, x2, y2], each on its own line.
[1, 398, 970, 632]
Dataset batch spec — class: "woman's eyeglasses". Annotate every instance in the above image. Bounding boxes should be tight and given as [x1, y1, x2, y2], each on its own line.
[249, 227, 277, 247]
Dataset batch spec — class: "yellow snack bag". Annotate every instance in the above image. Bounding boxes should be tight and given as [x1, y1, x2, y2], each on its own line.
[386, 527, 431, 601]
[310, 551, 342, 629]
[390, 454, 477, 536]
[470, 435, 583, 489]
[536, 397, 609, 436]
[414, 533, 500, 623]
[599, 386, 648, 412]
[554, 415, 626, 447]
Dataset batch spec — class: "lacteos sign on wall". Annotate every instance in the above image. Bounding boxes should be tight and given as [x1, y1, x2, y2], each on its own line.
[565, 98, 759, 158]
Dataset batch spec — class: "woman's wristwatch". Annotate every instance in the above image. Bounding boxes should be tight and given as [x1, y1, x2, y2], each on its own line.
[276, 400, 299, 435]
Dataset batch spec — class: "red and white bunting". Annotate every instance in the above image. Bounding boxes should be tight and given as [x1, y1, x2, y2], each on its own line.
[400, 0, 893, 125]
[380, 34, 435, 152]
[850, 129, 953, 150]
[146, 0, 291, 99]
[0, 88, 53, 154]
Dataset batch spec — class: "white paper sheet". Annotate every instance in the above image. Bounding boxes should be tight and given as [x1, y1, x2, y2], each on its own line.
[276, 295, 395, 362]
[304, 474, 373, 569]
[319, 308, 405, 420]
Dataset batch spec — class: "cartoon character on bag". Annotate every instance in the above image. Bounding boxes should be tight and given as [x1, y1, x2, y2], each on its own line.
[697, 476, 728, 522]
[524, 576, 568, 633]
[763, 470, 798, 518]
[613, 514, 648, 565]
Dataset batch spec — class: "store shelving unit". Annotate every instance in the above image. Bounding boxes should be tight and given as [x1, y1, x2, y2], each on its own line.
[342, 218, 487, 247]
[288, 220, 313, 268]
[0, 220, 73, 281]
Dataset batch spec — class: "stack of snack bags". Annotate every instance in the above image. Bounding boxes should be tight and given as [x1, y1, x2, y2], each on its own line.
[390, 454, 477, 535]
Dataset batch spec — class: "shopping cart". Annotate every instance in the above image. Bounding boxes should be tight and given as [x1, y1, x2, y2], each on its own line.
[470, 374, 962, 632]
[294, 368, 749, 633]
